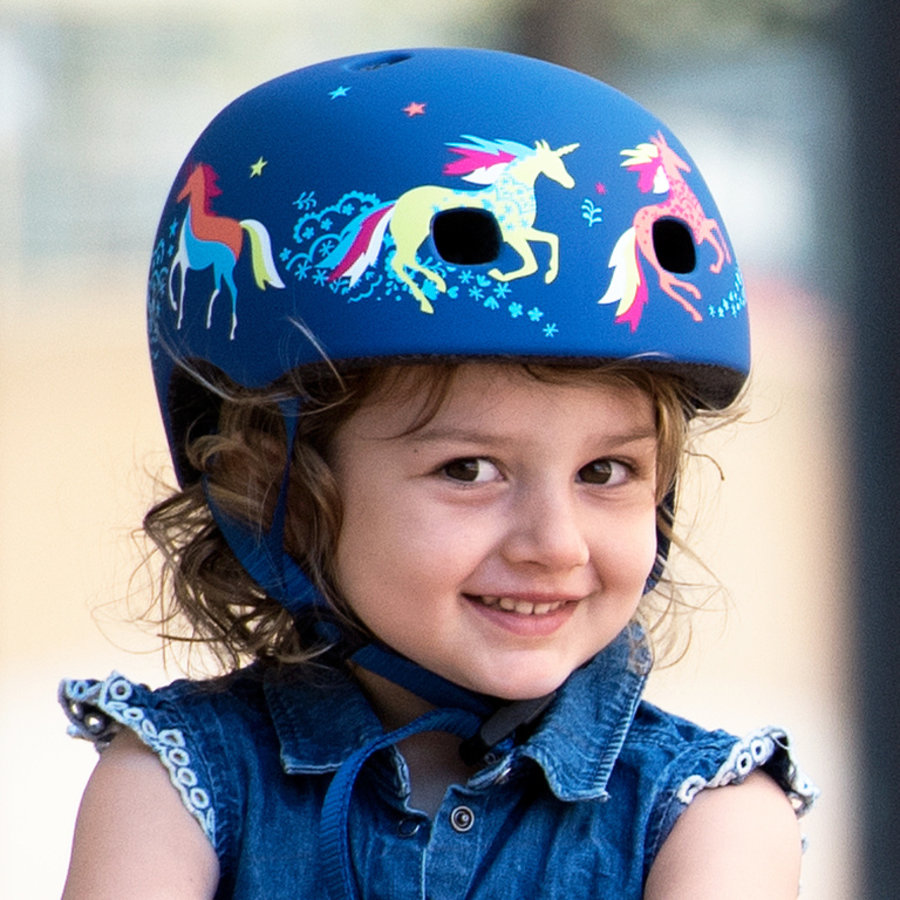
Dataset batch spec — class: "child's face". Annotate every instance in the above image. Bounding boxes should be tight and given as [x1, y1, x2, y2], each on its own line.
[328, 364, 659, 700]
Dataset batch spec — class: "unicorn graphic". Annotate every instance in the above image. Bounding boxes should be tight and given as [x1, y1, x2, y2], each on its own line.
[598, 132, 731, 331]
[320, 137, 579, 313]
[168, 163, 284, 340]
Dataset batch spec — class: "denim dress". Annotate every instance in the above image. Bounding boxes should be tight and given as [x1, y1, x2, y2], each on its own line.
[60, 629, 816, 898]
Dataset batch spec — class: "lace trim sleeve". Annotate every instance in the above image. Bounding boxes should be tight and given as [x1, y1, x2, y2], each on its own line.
[675, 726, 819, 817]
[645, 723, 819, 876]
[59, 673, 216, 844]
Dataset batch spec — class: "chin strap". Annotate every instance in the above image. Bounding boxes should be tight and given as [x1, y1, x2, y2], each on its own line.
[350, 642, 557, 765]
[202, 396, 322, 615]
[319, 640, 556, 900]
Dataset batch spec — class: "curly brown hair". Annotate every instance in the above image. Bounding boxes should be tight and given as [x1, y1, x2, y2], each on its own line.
[142, 361, 724, 673]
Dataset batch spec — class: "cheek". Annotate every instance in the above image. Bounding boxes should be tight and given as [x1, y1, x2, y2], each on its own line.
[331, 512, 384, 599]
[599, 506, 660, 586]
[330, 488, 429, 609]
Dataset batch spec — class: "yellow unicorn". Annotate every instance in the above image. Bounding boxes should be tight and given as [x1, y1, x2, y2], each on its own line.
[322, 137, 579, 313]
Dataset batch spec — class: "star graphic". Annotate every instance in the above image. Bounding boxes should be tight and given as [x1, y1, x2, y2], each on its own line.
[402, 101, 426, 117]
[595, 182, 607, 195]
[249, 156, 268, 177]
[329, 85, 350, 99]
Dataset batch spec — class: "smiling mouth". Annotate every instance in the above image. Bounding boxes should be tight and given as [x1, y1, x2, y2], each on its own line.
[466, 595, 572, 616]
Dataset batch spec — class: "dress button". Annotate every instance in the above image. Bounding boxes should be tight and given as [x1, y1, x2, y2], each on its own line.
[397, 817, 421, 837]
[449, 805, 475, 833]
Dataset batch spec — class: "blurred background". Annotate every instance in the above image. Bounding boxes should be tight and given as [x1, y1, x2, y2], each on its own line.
[1, 0, 890, 896]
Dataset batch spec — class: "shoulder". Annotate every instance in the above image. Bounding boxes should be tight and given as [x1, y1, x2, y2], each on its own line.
[60, 669, 277, 877]
[644, 769, 802, 898]
[622, 701, 817, 815]
[62, 728, 220, 899]
[615, 701, 817, 883]
[616, 700, 755, 808]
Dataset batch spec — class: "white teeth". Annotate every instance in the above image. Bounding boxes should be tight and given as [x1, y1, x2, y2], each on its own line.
[476, 596, 566, 616]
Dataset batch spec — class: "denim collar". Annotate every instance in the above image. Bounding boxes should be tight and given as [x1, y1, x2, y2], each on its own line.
[511, 625, 650, 801]
[264, 624, 650, 802]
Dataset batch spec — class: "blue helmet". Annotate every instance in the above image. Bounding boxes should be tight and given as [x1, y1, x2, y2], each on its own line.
[147, 47, 749, 608]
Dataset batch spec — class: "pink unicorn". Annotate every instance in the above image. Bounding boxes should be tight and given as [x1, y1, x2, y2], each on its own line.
[598, 132, 731, 331]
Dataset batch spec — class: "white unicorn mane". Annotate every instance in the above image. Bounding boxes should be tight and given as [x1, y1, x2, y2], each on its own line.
[619, 142, 660, 166]
[447, 136, 534, 185]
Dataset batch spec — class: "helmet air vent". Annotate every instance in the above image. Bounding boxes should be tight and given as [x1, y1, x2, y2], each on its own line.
[431, 208, 502, 265]
[348, 52, 413, 72]
[652, 218, 697, 274]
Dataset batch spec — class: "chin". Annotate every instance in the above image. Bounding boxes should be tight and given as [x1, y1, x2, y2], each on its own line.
[464, 667, 576, 702]
[467, 642, 615, 701]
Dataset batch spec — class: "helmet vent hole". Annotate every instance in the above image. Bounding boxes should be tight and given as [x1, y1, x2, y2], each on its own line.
[348, 53, 412, 72]
[652, 218, 696, 274]
[431, 208, 502, 265]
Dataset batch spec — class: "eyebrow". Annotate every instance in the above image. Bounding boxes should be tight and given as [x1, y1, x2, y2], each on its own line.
[402, 425, 659, 447]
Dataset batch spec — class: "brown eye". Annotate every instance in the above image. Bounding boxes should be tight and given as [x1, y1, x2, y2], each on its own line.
[442, 458, 499, 483]
[578, 459, 628, 485]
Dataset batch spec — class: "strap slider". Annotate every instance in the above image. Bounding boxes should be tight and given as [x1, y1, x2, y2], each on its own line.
[459, 691, 556, 766]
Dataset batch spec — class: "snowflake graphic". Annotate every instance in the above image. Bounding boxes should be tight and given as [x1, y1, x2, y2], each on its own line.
[508, 302, 523, 319]
[543, 322, 558, 338]
[527, 307, 544, 322]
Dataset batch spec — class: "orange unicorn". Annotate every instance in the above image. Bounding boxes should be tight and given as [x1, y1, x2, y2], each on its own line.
[168, 164, 284, 340]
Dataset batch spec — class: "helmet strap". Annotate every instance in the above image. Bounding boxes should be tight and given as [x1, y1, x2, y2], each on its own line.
[202, 396, 320, 615]
[320, 638, 557, 900]
[644, 486, 676, 593]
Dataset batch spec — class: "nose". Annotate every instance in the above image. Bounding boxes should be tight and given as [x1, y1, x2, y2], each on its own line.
[500, 484, 590, 571]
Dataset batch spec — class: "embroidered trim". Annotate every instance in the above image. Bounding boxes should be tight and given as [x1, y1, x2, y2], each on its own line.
[60, 674, 215, 841]
[676, 726, 819, 816]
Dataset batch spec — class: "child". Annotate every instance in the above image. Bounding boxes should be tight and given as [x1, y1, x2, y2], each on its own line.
[60, 47, 817, 898]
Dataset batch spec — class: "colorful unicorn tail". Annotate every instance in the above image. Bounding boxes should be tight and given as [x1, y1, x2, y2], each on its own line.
[597, 226, 648, 332]
[321, 202, 396, 287]
[241, 219, 286, 290]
